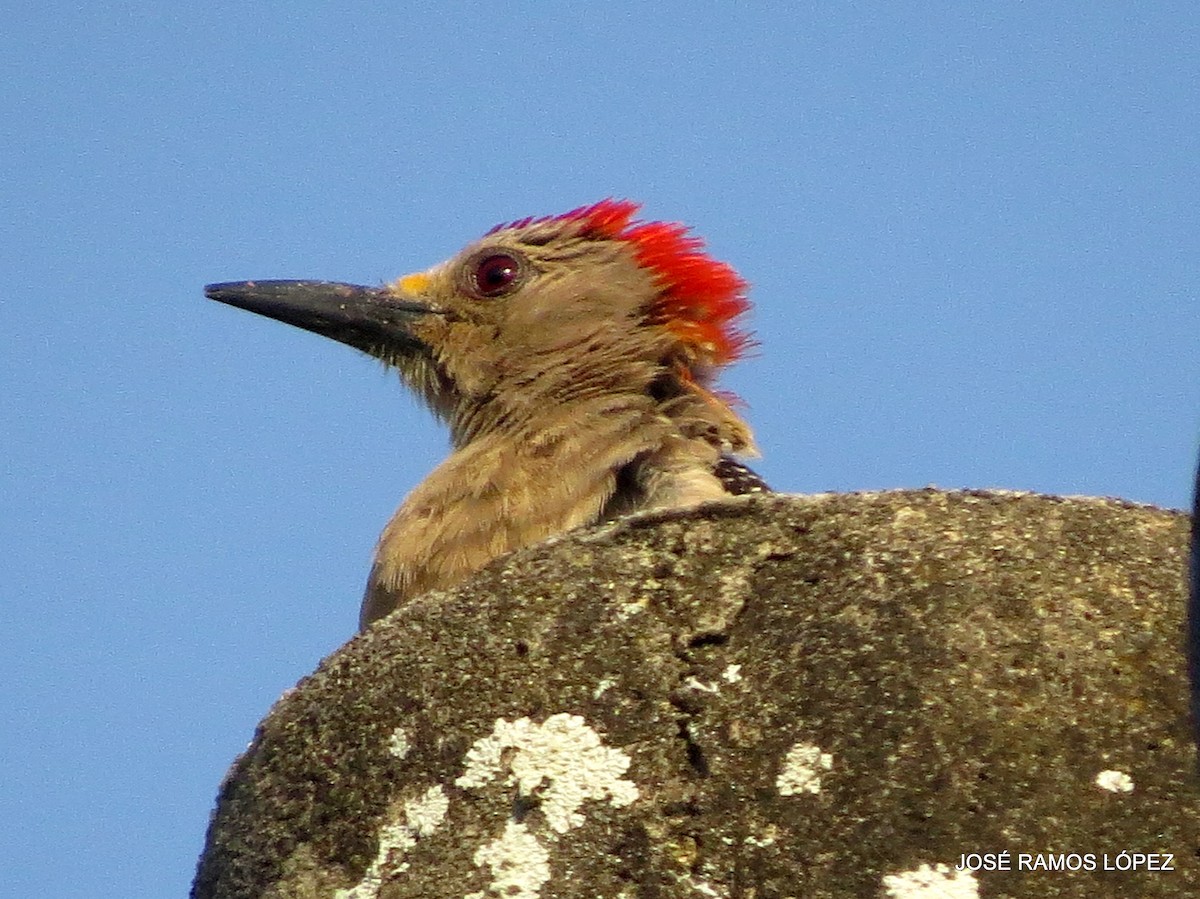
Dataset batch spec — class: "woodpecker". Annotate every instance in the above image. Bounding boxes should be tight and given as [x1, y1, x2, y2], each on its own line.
[206, 200, 769, 628]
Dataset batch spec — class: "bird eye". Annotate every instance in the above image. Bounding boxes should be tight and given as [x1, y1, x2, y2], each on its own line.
[471, 253, 522, 298]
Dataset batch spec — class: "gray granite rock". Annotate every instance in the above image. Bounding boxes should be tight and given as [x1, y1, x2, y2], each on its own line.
[192, 490, 1196, 898]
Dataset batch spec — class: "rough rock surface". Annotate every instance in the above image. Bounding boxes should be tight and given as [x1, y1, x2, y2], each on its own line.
[192, 490, 1196, 899]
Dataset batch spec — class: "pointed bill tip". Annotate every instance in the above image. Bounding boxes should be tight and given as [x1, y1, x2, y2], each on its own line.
[204, 279, 372, 307]
[204, 279, 435, 354]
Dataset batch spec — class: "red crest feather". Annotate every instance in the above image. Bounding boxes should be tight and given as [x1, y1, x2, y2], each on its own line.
[493, 199, 751, 367]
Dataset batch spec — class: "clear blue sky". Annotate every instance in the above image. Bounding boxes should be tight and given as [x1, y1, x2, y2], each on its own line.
[3, 4, 1196, 896]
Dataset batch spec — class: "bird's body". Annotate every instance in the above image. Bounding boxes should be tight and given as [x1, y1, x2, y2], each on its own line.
[207, 200, 768, 628]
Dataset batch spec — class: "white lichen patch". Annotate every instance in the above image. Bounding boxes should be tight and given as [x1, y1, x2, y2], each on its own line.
[404, 785, 450, 835]
[684, 676, 720, 694]
[721, 664, 743, 684]
[388, 726, 411, 760]
[882, 863, 979, 898]
[618, 599, 648, 619]
[679, 874, 727, 897]
[471, 820, 552, 899]
[1095, 768, 1134, 793]
[332, 785, 449, 899]
[456, 713, 638, 833]
[776, 741, 834, 796]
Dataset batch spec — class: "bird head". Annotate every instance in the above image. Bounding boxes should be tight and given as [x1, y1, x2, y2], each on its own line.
[206, 199, 754, 452]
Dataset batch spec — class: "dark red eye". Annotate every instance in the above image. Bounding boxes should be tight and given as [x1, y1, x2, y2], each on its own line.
[472, 253, 522, 297]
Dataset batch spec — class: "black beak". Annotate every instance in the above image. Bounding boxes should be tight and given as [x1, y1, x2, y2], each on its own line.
[204, 280, 435, 355]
